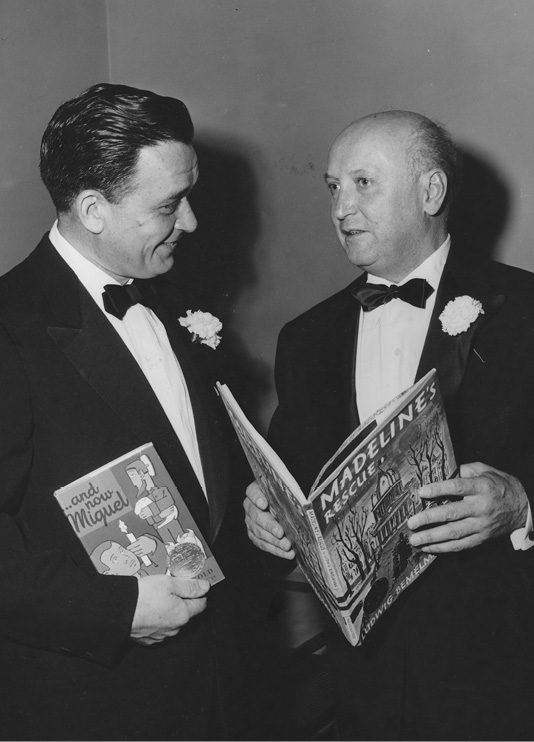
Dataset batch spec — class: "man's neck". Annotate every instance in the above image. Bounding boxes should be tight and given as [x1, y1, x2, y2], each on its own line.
[56, 215, 129, 285]
[368, 234, 451, 286]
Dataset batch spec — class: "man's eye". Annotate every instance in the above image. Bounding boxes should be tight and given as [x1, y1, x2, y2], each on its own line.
[327, 182, 339, 193]
[357, 178, 371, 187]
[161, 202, 178, 214]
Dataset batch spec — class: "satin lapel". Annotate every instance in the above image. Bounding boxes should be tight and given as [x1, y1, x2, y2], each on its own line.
[312, 280, 362, 450]
[416, 257, 505, 403]
[30, 241, 210, 537]
[153, 303, 229, 543]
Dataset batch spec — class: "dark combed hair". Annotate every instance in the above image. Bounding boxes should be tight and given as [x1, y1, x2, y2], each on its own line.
[40, 83, 194, 213]
[408, 115, 462, 215]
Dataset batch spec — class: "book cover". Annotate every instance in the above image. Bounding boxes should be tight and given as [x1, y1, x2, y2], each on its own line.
[217, 369, 456, 645]
[54, 443, 224, 585]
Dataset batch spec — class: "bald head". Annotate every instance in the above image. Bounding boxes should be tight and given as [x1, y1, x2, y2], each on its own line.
[325, 109, 454, 281]
[335, 110, 460, 211]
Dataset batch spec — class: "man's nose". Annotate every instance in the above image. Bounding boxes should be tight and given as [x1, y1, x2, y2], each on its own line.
[332, 187, 358, 221]
[175, 198, 198, 233]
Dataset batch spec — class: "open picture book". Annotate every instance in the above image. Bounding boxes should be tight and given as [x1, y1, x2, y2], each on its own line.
[217, 368, 456, 645]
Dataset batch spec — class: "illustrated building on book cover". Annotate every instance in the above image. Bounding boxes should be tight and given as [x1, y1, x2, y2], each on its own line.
[216, 369, 456, 645]
[54, 443, 224, 585]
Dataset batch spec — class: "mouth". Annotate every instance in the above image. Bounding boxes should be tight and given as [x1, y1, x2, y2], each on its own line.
[161, 234, 181, 248]
[342, 228, 366, 237]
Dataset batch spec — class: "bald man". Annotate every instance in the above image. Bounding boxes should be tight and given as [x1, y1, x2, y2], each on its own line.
[245, 111, 534, 740]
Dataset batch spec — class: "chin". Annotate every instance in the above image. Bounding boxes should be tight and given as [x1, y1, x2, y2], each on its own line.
[343, 247, 371, 268]
[145, 258, 174, 277]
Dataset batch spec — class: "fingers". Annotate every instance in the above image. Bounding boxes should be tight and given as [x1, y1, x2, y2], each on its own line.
[417, 476, 476, 502]
[243, 495, 285, 538]
[410, 531, 483, 554]
[408, 496, 477, 531]
[407, 463, 529, 552]
[243, 490, 295, 559]
[134, 626, 182, 646]
[416, 462, 497, 502]
[170, 577, 210, 599]
[131, 575, 210, 644]
[245, 480, 268, 510]
[409, 516, 483, 552]
[129, 535, 155, 556]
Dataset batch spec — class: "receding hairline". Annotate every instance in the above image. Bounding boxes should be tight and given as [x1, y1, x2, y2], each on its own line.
[329, 110, 448, 178]
[336, 110, 430, 141]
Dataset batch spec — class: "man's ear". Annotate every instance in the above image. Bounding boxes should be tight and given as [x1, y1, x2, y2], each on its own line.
[422, 170, 447, 216]
[75, 190, 107, 234]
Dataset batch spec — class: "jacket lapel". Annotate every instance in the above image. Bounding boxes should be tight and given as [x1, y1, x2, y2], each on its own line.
[312, 277, 363, 450]
[30, 239, 211, 538]
[416, 251, 505, 403]
[153, 302, 229, 543]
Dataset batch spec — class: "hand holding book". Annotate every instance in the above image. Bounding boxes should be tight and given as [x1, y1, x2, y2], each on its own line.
[131, 574, 210, 646]
[407, 461, 530, 552]
[244, 481, 295, 560]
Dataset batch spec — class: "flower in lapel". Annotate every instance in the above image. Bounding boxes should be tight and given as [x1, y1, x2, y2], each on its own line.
[439, 295, 484, 336]
[178, 310, 222, 349]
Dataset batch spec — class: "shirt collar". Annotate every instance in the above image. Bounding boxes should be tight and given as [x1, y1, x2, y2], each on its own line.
[367, 235, 451, 290]
[49, 221, 125, 310]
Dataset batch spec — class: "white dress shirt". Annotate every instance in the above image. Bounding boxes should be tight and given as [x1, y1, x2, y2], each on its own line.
[49, 221, 207, 496]
[356, 237, 450, 422]
[355, 235, 532, 549]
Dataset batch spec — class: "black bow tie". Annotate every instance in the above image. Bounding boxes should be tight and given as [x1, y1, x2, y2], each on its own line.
[351, 278, 434, 312]
[102, 280, 159, 319]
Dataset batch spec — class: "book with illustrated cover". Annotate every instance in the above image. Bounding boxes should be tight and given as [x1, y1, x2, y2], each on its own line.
[217, 368, 456, 645]
[54, 442, 224, 585]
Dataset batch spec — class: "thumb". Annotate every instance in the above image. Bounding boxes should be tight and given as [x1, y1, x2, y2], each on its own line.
[170, 577, 211, 599]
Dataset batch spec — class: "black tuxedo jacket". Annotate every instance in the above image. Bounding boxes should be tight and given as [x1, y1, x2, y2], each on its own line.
[269, 248, 534, 741]
[0, 236, 269, 741]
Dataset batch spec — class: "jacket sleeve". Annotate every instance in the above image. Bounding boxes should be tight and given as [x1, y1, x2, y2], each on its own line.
[0, 322, 139, 667]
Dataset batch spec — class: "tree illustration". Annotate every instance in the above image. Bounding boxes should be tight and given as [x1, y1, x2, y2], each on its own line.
[407, 416, 448, 497]
[429, 415, 448, 480]
[332, 506, 373, 590]
[406, 424, 427, 486]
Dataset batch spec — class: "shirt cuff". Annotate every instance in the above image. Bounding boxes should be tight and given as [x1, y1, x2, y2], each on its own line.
[510, 503, 534, 551]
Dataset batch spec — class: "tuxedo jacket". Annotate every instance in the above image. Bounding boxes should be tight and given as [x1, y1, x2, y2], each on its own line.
[269, 248, 534, 741]
[0, 236, 269, 741]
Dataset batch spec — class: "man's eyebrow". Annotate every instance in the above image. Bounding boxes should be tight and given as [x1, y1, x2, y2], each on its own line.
[161, 181, 198, 204]
[325, 169, 370, 181]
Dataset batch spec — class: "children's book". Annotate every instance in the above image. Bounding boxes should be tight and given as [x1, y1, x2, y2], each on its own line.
[54, 443, 224, 585]
[217, 368, 456, 645]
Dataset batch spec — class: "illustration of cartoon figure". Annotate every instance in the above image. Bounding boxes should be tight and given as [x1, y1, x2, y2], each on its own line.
[90, 536, 156, 578]
[126, 455, 183, 544]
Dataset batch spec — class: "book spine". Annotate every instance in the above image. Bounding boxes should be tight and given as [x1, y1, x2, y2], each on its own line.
[305, 506, 343, 596]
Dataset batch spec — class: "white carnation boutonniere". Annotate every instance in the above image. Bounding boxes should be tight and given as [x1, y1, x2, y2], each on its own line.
[439, 295, 484, 336]
[178, 310, 222, 349]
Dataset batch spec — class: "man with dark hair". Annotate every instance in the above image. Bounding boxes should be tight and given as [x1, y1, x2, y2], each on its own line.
[0, 83, 267, 741]
[245, 110, 534, 740]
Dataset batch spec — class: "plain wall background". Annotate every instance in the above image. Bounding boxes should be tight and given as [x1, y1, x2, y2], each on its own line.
[3, 0, 534, 429]
[0, 0, 109, 272]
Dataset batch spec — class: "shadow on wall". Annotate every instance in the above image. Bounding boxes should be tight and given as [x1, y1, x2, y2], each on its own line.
[166, 134, 271, 428]
[449, 147, 511, 261]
